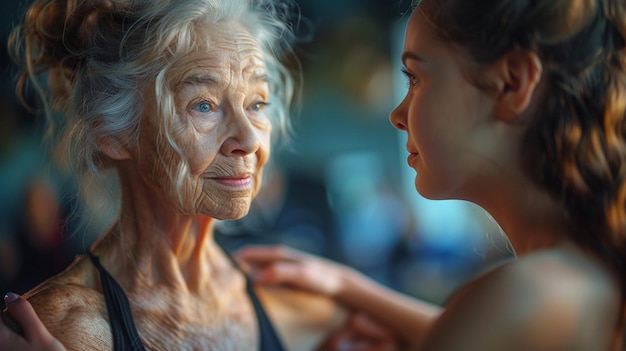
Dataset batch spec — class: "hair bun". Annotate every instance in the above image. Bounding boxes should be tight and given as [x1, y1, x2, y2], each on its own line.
[15, 0, 115, 107]
[32, 1, 115, 68]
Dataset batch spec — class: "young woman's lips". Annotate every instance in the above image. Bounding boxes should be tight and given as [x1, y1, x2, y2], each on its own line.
[213, 175, 253, 188]
[407, 152, 419, 167]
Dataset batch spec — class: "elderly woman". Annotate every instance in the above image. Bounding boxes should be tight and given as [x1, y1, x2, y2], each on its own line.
[1, 0, 347, 350]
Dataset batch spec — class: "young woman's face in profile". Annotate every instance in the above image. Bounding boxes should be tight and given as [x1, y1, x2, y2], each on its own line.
[389, 10, 496, 201]
[138, 22, 272, 219]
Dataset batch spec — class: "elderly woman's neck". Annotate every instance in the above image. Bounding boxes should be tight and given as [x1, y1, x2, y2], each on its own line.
[90, 173, 229, 292]
[92, 215, 227, 293]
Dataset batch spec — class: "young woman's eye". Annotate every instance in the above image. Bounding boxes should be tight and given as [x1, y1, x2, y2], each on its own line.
[401, 67, 419, 87]
[192, 102, 214, 113]
[249, 101, 269, 112]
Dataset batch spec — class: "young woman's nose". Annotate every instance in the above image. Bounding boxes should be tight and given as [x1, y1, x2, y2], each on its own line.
[389, 96, 409, 131]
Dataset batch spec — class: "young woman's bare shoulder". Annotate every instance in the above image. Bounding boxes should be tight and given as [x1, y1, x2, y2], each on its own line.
[23, 260, 113, 350]
[419, 249, 620, 351]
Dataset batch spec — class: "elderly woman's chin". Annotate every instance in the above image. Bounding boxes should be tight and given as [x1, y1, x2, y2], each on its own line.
[210, 198, 254, 220]
[180, 192, 255, 220]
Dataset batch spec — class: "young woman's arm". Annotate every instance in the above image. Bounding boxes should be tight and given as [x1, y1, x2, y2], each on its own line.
[235, 245, 442, 348]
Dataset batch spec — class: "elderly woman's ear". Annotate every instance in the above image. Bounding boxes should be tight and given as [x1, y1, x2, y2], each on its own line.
[97, 136, 131, 160]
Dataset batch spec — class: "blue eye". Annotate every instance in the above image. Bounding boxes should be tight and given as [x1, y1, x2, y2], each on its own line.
[192, 102, 213, 113]
[250, 102, 269, 112]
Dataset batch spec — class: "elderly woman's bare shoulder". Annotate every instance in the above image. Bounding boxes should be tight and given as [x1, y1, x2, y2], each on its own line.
[257, 286, 348, 351]
[23, 257, 112, 350]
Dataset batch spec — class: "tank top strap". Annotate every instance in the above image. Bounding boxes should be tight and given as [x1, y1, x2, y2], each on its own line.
[218, 245, 286, 351]
[87, 252, 146, 351]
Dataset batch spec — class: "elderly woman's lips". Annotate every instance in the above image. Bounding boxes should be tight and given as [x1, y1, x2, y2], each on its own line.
[212, 175, 253, 187]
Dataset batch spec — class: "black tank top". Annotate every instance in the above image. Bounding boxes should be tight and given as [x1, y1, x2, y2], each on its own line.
[88, 251, 285, 351]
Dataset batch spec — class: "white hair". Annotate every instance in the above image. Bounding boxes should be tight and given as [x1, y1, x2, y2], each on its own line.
[11, 0, 300, 231]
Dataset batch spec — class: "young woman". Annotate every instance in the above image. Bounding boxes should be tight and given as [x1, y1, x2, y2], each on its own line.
[237, 0, 626, 350]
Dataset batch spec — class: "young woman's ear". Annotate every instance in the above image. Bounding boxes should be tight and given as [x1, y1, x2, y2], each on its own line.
[494, 50, 543, 121]
[97, 135, 131, 160]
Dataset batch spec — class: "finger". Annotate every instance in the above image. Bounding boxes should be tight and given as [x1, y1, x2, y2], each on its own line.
[317, 329, 354, 351]
[349, 313, 394, 340]
[1, 308, 23, 337]
[0, 320, 28, 351]
[234, 245, 301, 265]
[325, 336, 391, 351]
[233, 245, 277, 263]
[251, 262, 306, 287]
[4, 293, 54, 345]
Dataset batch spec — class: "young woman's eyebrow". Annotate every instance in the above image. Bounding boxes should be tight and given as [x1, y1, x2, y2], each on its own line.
[401, 52, 425, 65]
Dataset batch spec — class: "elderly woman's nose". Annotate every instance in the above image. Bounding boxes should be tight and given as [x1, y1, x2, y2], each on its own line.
[220, 110, 262, 156]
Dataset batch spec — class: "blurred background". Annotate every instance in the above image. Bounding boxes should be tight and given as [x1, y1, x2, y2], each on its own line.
[0, 0, 511, 305]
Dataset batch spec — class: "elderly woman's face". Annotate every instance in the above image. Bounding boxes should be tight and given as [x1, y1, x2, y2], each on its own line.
[138, 22, 272, 219]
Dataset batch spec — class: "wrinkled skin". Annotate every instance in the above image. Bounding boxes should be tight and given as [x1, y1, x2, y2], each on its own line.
[2, 21, 346, 351]
[135, 21, 272, 220]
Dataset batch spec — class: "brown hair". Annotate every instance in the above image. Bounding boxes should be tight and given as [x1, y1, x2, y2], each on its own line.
[414, 0, 626, 348]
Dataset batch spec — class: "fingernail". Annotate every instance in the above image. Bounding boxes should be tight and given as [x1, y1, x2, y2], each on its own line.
[4, 292, 19, 306]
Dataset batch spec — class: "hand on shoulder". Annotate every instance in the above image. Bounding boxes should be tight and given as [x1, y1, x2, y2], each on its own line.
[24, 278, 113, 351]
[235, 245, 355, 297]
[0, 293, 66, 351]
